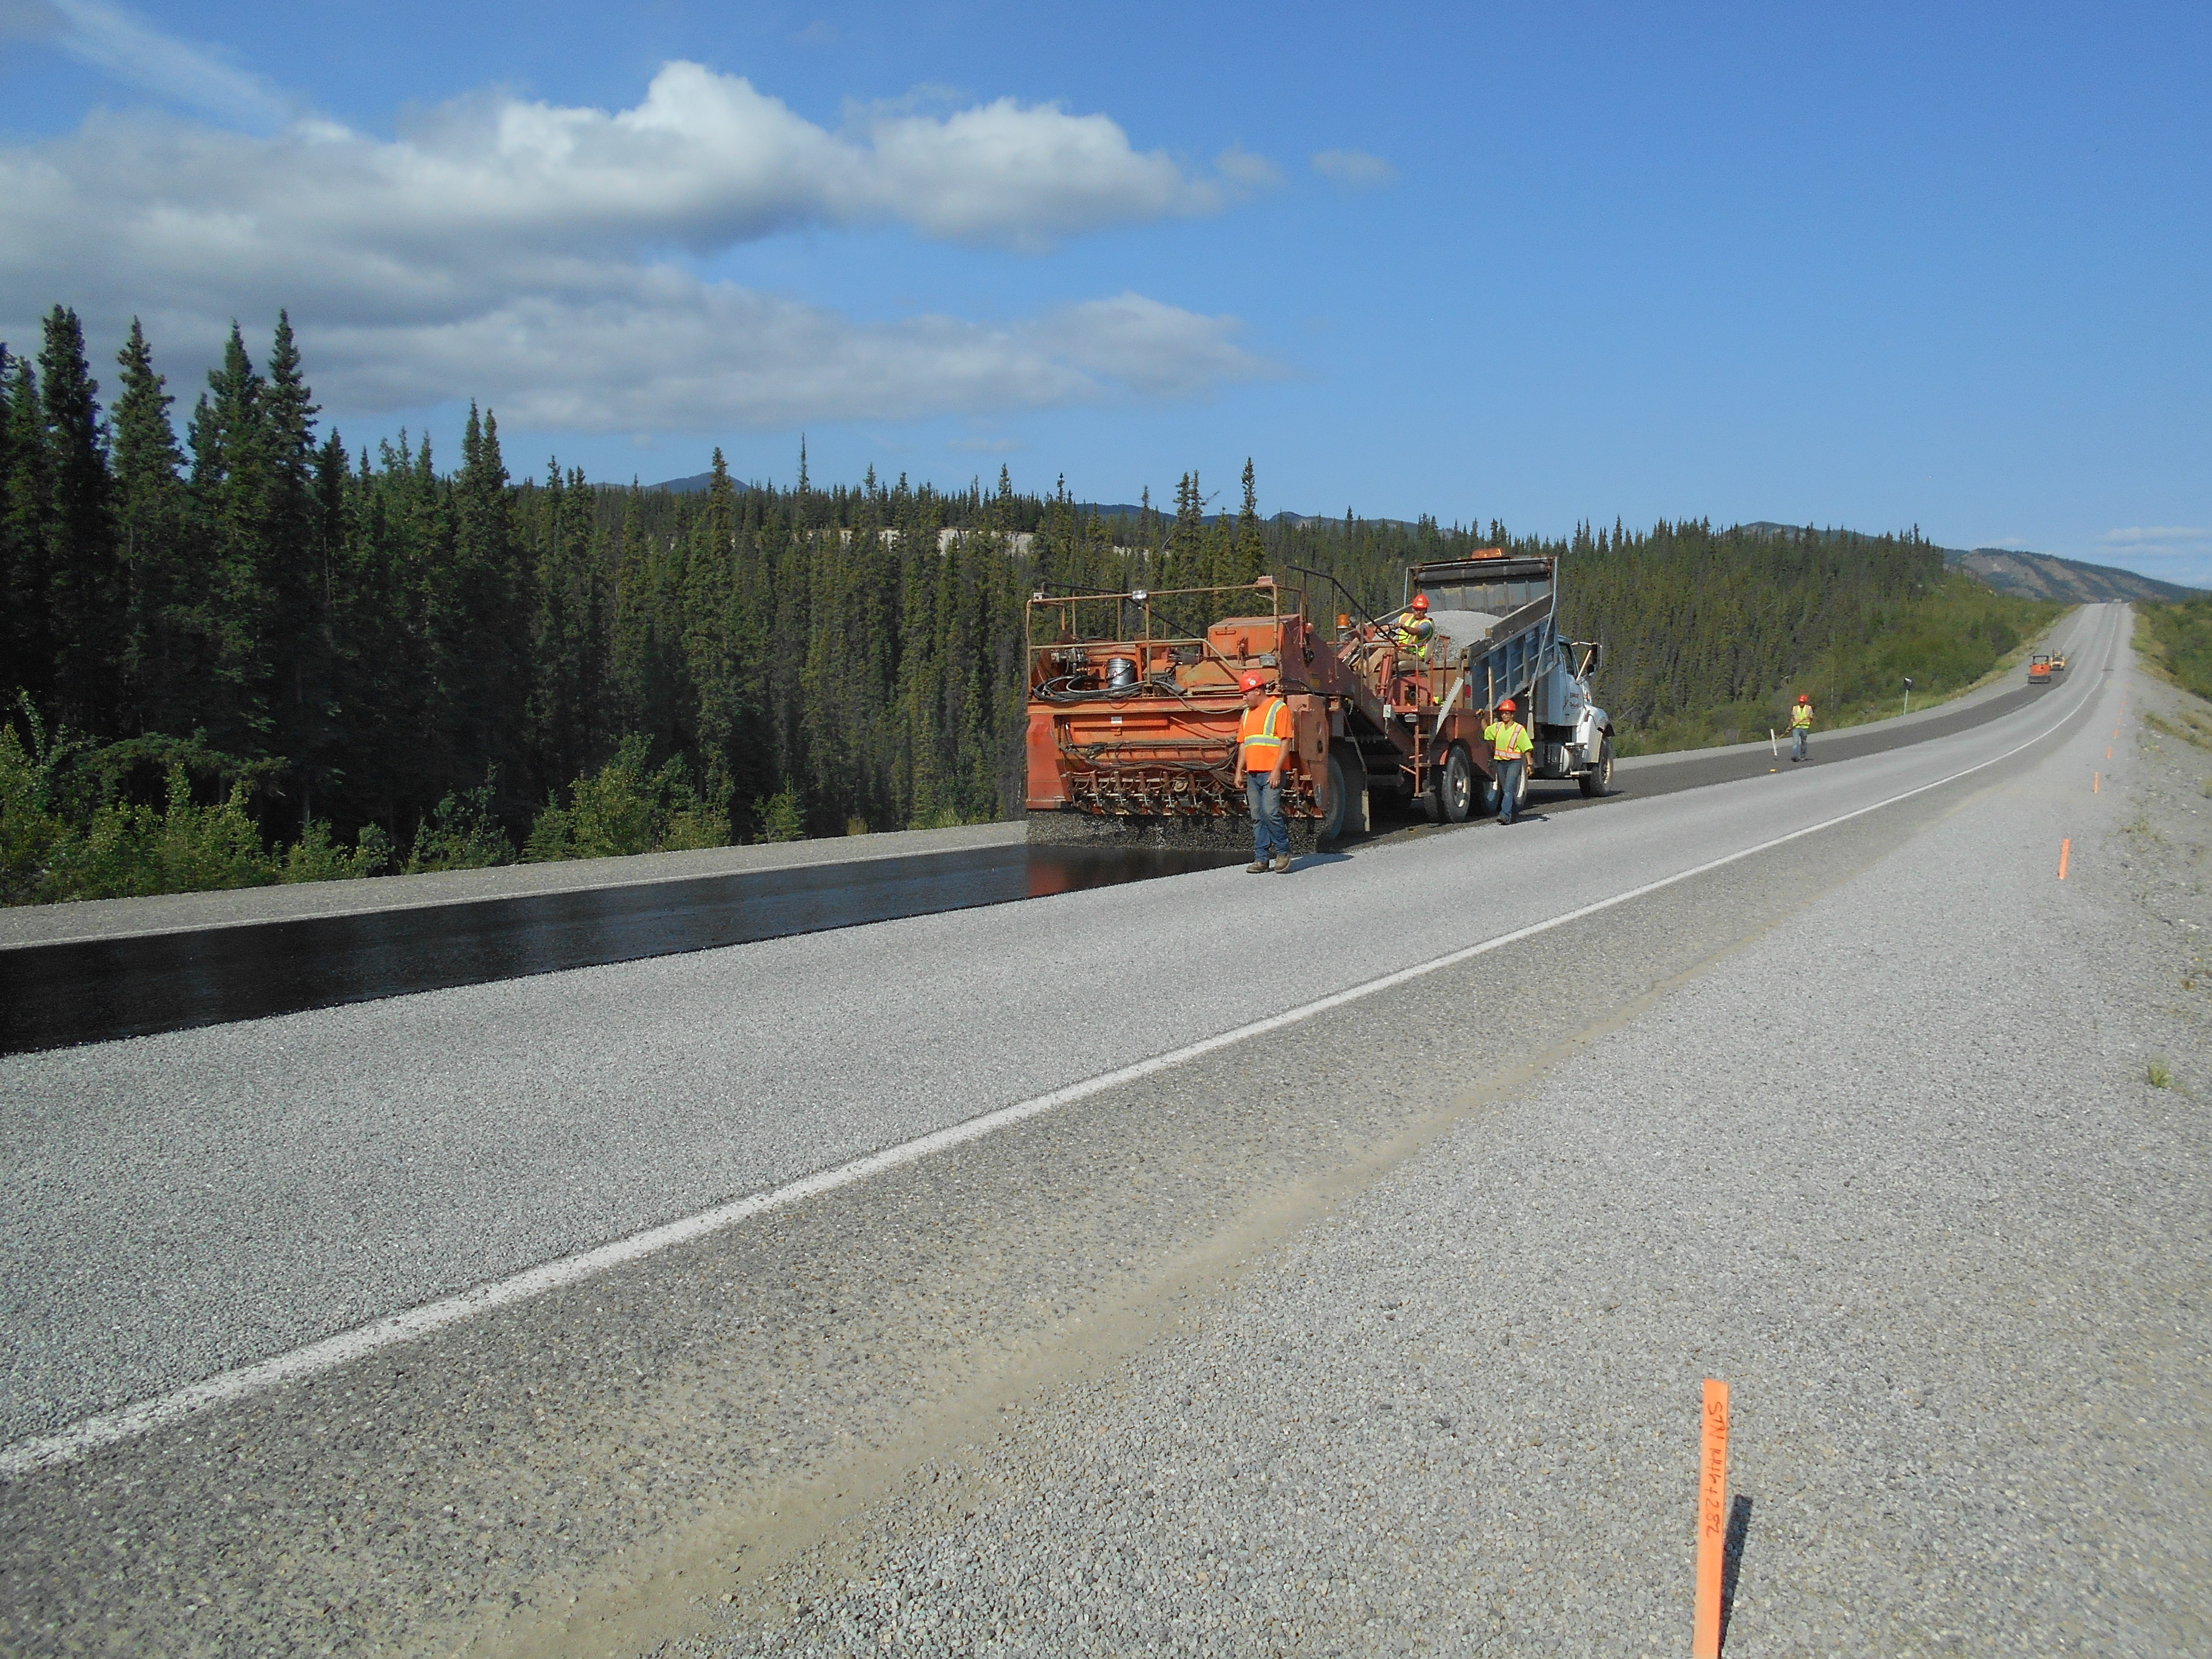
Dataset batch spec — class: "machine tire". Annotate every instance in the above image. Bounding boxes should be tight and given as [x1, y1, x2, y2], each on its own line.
[1579, 734, 1615, 798]
[1441, 743, 1476, 823]
[1476, 762, 1501, 818]
[1321, 747, 1367, 842]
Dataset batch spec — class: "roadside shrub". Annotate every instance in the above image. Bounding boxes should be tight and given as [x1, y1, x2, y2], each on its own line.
[3, 705, 393, 904]
[526, 736, 731, 861]
[755, 784, 806, 843]
[408, 773, 516, 871]
[65, 769, 276, 899]
[285, 820, 393, 883]
[2140, 599, 2212, 702]
[0, 721, 74, 904]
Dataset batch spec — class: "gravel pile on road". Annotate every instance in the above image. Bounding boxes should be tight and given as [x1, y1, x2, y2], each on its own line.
[681, 671, 2209, 1657]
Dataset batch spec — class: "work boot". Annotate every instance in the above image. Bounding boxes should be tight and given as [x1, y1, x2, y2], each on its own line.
[1271, 855, 1293, 874]
[1246, 859, 1270, 874]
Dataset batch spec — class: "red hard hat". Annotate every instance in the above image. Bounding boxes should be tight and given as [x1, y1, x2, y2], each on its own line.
[1498, 697, 1517, 712]
[1798, 693, 1809, 703]
[1410, 593, 1430, 611]
[1238, 670, 1269, 693]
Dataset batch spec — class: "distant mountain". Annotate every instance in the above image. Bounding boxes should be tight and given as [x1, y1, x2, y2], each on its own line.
[649, 471, 726, 494]
[1942, 547, 2198, 604]
[1738, 521, 2196, 603]
[1060, 505, 1428, 531]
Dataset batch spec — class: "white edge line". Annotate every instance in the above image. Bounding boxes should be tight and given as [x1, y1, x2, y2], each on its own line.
[0, 627, 2122, 1480]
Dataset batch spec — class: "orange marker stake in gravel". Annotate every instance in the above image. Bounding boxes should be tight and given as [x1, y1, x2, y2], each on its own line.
[2058, 838, 2072, 880]
[1692, 1379, 1731, 1657]
[2094, 772, 2100, 793]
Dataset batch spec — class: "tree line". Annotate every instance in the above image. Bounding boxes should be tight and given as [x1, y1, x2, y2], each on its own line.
[1, 305, 2053, 902]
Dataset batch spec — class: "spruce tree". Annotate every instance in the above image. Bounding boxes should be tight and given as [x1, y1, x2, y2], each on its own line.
[111, 318, 198, 736]
[38, 306, 119, 734]
[1235, 459, 1266, 584]
[188, 323, 277, 757]
[447, 404, 526, 811]
[0, 349, 49, 705]
[263, 311, 340, 828]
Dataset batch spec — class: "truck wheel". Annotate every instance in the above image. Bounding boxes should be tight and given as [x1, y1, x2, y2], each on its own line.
[1441, 743, 1476, 823]
[1322, 747, 1367, 842]
[1477, 764, 1501, 817]
[1579, 735, 1614, 798]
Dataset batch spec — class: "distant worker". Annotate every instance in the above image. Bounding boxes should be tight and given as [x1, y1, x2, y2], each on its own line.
[1484, 697, 1534, 825]
[1234, 670, 1293, 874]
[1790, 693, 1814, 763]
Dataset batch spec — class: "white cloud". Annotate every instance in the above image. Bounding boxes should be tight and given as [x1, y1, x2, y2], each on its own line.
[1311, 148, 1398, 189]
[13, 0, 293, 128]
[1216, 145, 1284, 192]
[2097, 526, 2212, 588]
[302, 283, 1277, 433]
[2100, 526, 2211, 550]
[0, 57, 1283, 429]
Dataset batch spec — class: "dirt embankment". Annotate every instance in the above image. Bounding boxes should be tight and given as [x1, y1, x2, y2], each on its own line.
[2115, 675, 2212, 1090]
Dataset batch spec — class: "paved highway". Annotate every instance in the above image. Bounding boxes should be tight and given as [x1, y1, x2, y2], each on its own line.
[0, 607, 2097, 1054]
[7, 601, 2197, 1656]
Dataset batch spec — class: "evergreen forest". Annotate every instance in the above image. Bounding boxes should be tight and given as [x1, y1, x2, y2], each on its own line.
[2, 307, 2060, 904]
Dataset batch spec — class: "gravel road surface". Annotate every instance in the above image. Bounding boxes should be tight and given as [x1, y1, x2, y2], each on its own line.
[8, 602, 2200, 1656]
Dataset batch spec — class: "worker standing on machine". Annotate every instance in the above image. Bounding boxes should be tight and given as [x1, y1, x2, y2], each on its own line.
[1389, 593, 1436, 662]
[1234, 670, 1294, 874]
[1790, 693, 1814, 763]
[1484, 697, 1534, 825]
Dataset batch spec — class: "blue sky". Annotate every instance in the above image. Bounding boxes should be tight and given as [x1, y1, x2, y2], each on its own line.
[1, 2, 2206, 581]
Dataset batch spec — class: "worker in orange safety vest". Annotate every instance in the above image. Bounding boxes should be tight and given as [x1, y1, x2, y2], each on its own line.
[1483, 696, 1534, 825]
[1234, 669, 1293, 873]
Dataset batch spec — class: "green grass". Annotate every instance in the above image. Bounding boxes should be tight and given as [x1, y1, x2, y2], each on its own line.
[2137, 599, 2212, 703]
[2145, 710, 2212, 752]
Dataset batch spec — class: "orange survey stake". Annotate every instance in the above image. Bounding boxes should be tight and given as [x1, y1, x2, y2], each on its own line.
[2058, 838, 2071, 880]
[1692, 1378, 1731, 1657]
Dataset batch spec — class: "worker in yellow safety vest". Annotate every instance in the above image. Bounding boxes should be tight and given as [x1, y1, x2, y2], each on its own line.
[1234, 669, 1294, 873]
[1389, 592, 1436, 662]
[1790, 693, 1814, 763]
[1483, 696, 1534, 825]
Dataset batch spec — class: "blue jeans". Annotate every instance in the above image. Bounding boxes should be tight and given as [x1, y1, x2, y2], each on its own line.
[1792, 726, 1808, 761]
[1495, 758, 1524, 823]
[1246, 775, 1288, 859]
